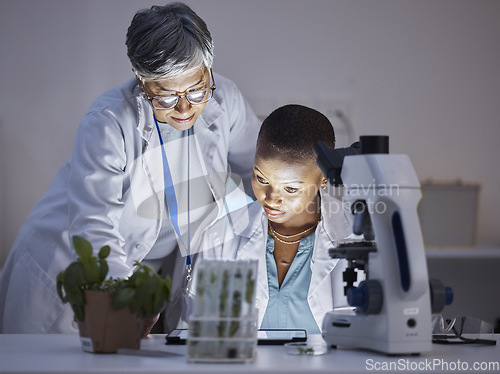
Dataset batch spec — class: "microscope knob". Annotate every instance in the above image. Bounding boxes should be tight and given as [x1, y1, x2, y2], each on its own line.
[429, 278, 454, 314]
[445, 287, 454, 305]
[347, 280, 383, 314]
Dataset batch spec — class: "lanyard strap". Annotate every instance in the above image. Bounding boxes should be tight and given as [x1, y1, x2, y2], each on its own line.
[153, 116, 191, 268]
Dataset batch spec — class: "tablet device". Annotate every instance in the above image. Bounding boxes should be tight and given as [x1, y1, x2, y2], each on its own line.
[165, 328, 188, 344]
[165, 328, 307, 345]
[257, 329, 307, 345]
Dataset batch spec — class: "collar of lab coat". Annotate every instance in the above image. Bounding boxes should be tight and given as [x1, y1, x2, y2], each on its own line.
[311, 190, 349, 298]
[313, 189, 353, 260]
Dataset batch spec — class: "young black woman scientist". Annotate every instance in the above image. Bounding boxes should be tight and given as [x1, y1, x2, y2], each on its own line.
[0, 2, 260, 336]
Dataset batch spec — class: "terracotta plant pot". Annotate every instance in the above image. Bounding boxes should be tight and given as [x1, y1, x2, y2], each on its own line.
[77, 290, 143, 353]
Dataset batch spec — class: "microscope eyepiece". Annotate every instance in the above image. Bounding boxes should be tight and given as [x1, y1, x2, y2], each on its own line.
[359, 135, 389, 154]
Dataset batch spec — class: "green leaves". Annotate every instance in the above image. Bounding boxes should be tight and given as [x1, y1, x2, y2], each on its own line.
[112, 287, 136, 310]
[73, 235, 93, 260]
[56, 235, 172, 321]
[71, 236, 109, 285]
[112, 262, 172, 319]
[57, 236, 113, 321]
[98, 245, 110, 259]
[57, 236, 171, 322]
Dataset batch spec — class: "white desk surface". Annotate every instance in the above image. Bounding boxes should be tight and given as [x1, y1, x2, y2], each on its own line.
[0, 334, 498, 374]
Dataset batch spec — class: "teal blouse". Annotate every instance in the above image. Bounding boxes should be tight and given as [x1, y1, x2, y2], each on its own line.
[260, 233, 320, 334]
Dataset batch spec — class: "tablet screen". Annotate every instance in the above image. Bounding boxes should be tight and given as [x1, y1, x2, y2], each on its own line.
[166, 328, 307, 345]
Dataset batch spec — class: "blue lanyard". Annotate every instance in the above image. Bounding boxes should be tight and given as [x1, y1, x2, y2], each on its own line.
[153, 115, 191, 268]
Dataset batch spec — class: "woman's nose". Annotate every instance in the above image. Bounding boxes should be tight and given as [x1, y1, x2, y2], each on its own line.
[265, 188, 282, 207]
[175, 96, 191, 114]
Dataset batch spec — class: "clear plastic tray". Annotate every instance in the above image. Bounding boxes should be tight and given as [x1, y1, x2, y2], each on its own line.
[284, 341, 330, 356]
[187, 315, 258, 363]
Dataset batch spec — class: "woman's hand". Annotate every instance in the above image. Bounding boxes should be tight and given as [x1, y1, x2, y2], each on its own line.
[141, 314, 160, 338]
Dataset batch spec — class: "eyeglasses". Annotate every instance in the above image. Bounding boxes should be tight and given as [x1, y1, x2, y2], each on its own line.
[432, 314, 496, 346]
[144, 69, 216, 110]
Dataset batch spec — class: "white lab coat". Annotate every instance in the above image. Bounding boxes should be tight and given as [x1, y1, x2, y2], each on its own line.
[0, 73, 260, 333]
[197, 190, 357, 331]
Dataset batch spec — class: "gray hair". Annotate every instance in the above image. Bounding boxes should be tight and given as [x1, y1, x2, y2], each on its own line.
[126, 2, 214, 81]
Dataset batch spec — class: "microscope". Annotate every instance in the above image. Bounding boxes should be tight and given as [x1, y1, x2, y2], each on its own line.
[314, 135, 452, 355]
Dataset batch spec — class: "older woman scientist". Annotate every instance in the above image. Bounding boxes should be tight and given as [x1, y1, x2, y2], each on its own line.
[0, 2, 260, 336]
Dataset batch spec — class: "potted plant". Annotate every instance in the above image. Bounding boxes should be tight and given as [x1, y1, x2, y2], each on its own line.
[57, 235, 171, 353]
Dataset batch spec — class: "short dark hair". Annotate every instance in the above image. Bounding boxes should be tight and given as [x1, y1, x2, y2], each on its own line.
[257, 104, 335, 159]
[126, 2, 214, 81]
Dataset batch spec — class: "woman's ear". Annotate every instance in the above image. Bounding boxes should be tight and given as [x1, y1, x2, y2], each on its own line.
[134, 73, 146, 96]
[321, 178, 328, 190]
